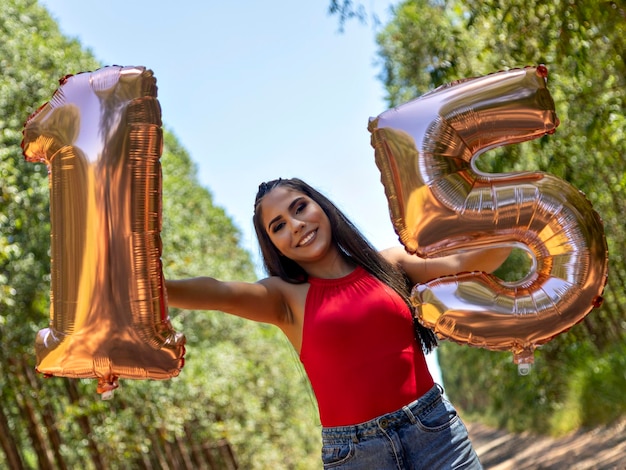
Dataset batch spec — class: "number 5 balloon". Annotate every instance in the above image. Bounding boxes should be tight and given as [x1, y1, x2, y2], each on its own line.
[369, 66, 608, 374]
[22, 66, 185, 396]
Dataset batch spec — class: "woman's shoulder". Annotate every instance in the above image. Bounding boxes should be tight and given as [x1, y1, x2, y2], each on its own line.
[380, 246, 429, 285]
[380, 246, 410, 265]
[257, 274, 307, 290]
[258, 275, 308, 344]
[257, 275, 309, 310]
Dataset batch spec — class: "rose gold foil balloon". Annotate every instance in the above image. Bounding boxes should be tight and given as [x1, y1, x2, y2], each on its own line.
[369, 66, 608, 373]
[22, 66, 185, 396]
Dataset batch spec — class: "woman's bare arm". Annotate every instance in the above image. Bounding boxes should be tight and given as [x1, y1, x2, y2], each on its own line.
[165, 277, 291, 326]
[381, 245, 512, 286]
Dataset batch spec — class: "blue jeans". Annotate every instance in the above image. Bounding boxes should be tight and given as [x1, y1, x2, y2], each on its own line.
[320, 384, 482, 469]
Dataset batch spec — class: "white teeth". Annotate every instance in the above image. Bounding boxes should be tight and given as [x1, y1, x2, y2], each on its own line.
[298, 231, 316, 247]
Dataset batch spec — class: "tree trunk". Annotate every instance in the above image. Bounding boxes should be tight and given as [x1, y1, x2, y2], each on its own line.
[183, 424, 204, 468]
[20, 358, 68, 470]
[201, 441, 219, 470]
[149, 433, 170, 470]
[14, 385, 54, 470]
[65, 379, 107, 470]
[162, 437, 178, 469]
[217, 439, 239, 470]
[175, 434, 194, 469]
[0, 402, 24, 470]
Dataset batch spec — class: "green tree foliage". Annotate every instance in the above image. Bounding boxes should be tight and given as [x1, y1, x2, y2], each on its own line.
[375, 0, 625, 434]
[1, 0, 319, 467]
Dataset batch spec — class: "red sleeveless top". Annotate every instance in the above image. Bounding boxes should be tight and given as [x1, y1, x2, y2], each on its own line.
[300, 266, 434, 427]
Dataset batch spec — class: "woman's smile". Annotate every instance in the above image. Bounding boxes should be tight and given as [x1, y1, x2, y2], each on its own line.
[297, 229, 317, 247]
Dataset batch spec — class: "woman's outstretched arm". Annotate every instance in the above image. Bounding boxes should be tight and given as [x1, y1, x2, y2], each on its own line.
[165, 277, 291, 326]
[381, 245, 512, 286]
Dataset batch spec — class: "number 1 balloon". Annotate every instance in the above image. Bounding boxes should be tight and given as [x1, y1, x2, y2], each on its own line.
[22, 66, 185, 396]
[369, 66, 608, 374]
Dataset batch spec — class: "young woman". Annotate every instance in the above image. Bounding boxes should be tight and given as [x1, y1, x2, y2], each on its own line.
[166, 178, 506, 469]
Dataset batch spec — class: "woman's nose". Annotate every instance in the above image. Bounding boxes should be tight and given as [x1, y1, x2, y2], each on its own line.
[292, 219, 305, 233]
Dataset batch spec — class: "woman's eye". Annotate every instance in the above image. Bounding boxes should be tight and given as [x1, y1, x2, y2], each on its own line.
[295, 202, 307, 214]
[272, 222, 285, 233]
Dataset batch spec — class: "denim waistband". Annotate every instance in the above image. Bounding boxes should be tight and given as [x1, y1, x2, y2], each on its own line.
[321, 384, 443, 442]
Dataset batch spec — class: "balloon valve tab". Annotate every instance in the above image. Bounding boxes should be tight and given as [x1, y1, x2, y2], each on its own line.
[536, 64, 548, 78]
[97, 376, 119, 400]
[513, 350, 534, 376]
[517, 363, 532, 376]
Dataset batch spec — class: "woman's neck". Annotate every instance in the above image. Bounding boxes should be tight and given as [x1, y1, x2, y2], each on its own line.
[301, 252, 356, 280]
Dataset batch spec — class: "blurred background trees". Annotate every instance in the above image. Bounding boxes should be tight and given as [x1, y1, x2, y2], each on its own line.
[1, 0, 625, 468]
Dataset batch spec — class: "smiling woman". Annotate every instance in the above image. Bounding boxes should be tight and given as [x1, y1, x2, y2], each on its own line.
[257, 187, 337, 277]
[165, 177, 510, 469]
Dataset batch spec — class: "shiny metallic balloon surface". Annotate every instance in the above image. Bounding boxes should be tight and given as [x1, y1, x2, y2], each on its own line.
[22, 66, 185, 394]
[369, 66, 608, 365]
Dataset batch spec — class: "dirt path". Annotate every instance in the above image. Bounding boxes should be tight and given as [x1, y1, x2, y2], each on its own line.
[466, 418, 626, 469]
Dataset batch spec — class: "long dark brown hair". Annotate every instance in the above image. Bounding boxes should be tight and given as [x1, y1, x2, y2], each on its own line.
[253, 178, 437, 353]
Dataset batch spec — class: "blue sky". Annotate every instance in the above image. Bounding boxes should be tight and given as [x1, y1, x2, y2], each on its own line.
[40, 1, 402, 265]
[39, 1, 444, 378]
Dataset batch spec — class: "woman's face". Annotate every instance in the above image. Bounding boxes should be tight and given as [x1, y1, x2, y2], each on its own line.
[259, 186, 336, 266]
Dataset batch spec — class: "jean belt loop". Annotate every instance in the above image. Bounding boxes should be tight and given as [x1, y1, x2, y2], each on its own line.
[402, 402, 418, 425]
[351, 428, 359, 444]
